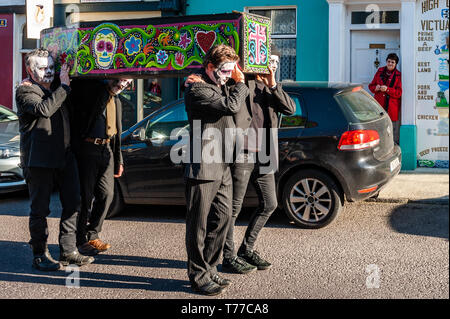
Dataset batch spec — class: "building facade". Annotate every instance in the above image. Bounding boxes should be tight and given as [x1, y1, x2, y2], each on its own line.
[326, 0, 448, 170]
[186, 0, 329, 83]
[0, 0, 447, 170]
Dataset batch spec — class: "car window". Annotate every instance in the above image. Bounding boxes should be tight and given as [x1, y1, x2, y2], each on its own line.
[0, 106, 18, 122]
[280, 94, 306, 128]
[145, 102, 189, 140]
[334, 88, 385, 123]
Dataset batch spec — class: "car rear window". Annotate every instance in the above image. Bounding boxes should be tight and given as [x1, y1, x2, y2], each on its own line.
[334, 88, 385, 123]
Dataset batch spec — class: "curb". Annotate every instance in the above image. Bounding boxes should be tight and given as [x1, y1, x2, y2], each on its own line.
[400, 168, 449, 174]
[365, 198, 449, 205]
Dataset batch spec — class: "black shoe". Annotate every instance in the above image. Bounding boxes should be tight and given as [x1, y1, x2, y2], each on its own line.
[77, 242, 99, 256]
[32, 251, 61, 271]
[238, 250, 272, 270]
[211, 274, 231, 287]
[222, 256, 257, 274]
[60, 251, 95, 267]
[192, 280, 225, 296]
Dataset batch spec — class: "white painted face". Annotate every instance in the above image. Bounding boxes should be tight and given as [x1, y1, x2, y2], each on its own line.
[29, 56, 55, 85]
[213, 61, 236, 85]
[108, 78, 133, 95]
[269, 55, 279, 72]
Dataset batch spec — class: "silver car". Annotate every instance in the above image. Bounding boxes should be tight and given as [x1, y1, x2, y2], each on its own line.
[0, 104, 25, 193]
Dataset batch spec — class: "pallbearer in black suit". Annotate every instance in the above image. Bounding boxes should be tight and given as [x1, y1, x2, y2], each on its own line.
[68, 78, 130, 256]
[222, 55, 296, 274]
[184, 44, 249, 296]
[16, 49, 94, 271]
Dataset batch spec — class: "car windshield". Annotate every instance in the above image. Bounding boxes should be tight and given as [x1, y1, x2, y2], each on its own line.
[334, 88, 385, 123]
[0, 106, 18, 122]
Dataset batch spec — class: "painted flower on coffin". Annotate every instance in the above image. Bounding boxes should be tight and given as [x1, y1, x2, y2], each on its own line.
[125, 35, 142, 55]
[156, 50, 169, 65]
[178, 32, 191, 50]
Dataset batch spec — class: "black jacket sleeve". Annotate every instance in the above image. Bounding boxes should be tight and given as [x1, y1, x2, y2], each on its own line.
[186, 81, 249, 115]
[269, 84, 296, 116]
[16, 85, 69, 119]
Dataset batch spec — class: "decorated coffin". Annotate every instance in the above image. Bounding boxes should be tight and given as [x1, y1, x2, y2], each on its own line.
[40, 12, 271, 78]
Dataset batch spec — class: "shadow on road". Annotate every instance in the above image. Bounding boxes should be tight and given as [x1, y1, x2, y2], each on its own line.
[0, 240, 190, 293]
[389, 199, 449, 240]
[94, 253, 186, 269]
[113, 205, 297, 229]
[0, 191, 60, 218]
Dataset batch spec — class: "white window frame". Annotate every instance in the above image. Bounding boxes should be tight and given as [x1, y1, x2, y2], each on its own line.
[344, 3, 401, 82]
[245, 5, 298, 81]
[245, 5, 298, 38]
[347, 3, 401, 31]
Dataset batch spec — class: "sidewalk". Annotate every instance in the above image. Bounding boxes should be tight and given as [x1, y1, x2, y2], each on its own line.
[375, 168, 449, 204]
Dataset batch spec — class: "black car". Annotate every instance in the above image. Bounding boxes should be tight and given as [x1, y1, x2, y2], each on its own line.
[108, 82, 401, 228]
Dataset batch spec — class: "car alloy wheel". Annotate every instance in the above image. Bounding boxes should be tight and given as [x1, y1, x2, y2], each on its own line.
[289, 178, 332, 223]
[282, 169, 343, 228]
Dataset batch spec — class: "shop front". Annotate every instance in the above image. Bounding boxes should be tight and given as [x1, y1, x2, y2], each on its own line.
[327, 0, 449, 170]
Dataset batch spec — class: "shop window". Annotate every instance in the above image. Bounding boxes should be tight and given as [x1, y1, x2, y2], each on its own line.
[248, 7, 297, 81]
[118, 80, 138, 131]
[144, 78, 163, 118]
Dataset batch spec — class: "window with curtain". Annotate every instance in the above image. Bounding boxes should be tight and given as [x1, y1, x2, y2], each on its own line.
[248, 7, 297, 81]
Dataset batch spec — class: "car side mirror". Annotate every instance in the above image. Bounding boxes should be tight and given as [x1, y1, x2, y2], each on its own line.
[131, 127, 146, 141]
[149, 137, 166, 145]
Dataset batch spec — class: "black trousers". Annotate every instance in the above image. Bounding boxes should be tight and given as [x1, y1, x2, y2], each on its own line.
[24, 150, 80, 255]
[223, 155, 278, 260]
[76, 141, 114, 246]
[185, 167, 232, 287]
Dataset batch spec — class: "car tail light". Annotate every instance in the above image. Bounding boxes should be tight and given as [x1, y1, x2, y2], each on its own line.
[338, 130, 380, 150]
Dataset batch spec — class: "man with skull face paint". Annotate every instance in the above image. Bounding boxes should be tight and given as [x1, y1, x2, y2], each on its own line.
[186, 53, 296, 275]
[221, 55, 296, 274]
[184, 44, 249, 296]
[68, 77, 130, 256]
[16, 48, 94, 271]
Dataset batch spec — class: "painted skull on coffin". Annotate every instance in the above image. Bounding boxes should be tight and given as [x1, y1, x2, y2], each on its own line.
[93, 28, 118, 69]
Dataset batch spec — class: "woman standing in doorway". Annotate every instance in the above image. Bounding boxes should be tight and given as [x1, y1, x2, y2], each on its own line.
[369, 53, 402, 144]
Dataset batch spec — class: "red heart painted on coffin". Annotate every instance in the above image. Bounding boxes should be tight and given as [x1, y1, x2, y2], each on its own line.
[195, 31, 217, 54]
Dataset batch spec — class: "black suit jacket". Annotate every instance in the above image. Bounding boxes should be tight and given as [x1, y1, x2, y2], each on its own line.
[235, 79, 296, 173]
[184, 71, 249, 181]
[67, 79, 123, 174]
[15, 83, 71, 168]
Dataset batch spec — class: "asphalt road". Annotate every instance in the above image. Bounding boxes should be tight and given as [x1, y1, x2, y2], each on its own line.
[0, 191, 448, 300]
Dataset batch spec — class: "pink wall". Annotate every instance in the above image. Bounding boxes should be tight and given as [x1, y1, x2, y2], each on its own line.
[0, 14, 14, 109]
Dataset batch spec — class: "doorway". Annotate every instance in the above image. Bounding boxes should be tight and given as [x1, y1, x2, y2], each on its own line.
[351, 30, 400, 93]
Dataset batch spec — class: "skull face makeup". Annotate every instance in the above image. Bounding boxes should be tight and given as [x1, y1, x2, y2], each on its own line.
[108, 78, 133, 95]
[212, 61, 236, 85]
[28, 56, 55, 85]
[269, 55, 279, 73]
[94, 28, 117, 69]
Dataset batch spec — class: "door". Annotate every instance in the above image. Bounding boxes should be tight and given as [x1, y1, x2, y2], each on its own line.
[351, 30, 400, 93]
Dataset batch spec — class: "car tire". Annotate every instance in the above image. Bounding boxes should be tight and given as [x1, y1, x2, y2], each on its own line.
[282, 169, 343, 229]
[106, 180, 124, 219]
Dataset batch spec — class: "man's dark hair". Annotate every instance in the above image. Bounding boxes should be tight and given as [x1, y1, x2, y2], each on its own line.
[386, 53, 399, 64]
[203, 44, 239, 68]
